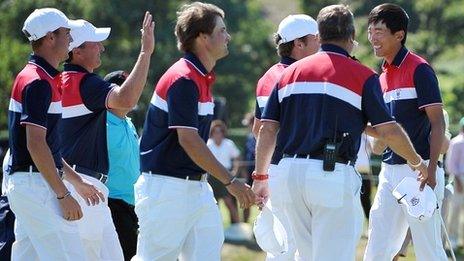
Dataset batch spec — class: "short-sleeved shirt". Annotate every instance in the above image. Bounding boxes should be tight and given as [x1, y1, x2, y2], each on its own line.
[262, 44, 394, 160]
[60, 64, 115, 174]
[207, 138, 240, 170]
[106, 112, 140, 205]
[380, 47, 442, 164]
[8, 55, 63, 172]
[256, 57, 295, 164]
[139, 52, 215, 177]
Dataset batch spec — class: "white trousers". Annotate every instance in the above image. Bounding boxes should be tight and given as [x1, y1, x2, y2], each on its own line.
[277, 158, 363, 261]
[6, 171, 87, 261]
[364, 163, 447, 261]
[133, 173, 224, 261]
[266, 164, 298, 261]
[65, 174, 124, 261]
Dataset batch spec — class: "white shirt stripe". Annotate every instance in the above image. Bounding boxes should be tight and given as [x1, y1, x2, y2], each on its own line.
[62, 104, 92, 119]
[383, 87, 417, 103]
[257, 96, 269, 108]
[198, 102, 214, 116]
[8, 99, 22, 113]
[150, 93, 168, 112]
[278, 82, 362, 110]
[47, 101, 62, 114]
[151, 93, 214, 115]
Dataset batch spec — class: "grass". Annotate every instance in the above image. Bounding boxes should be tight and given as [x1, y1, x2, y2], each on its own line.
[218, 202, 460, 261]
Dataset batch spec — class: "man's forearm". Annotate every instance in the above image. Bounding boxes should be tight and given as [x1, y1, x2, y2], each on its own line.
[178, 131, 232, 184]
[61, 159, 83, 185]
[381, 124, 421, 163]
[371, 138, 387, 155]
[117, 52, 151, 108]
[27, 131, 67, 197]
[255, 123, 278, 174]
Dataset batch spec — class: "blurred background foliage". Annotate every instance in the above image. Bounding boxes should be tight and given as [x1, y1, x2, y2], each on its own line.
[1, 0, 463, 137]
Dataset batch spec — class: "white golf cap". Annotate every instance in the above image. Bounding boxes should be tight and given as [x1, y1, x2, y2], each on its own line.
[277, 14, 318, 45]
[253, 201, 288, 255]
[22, 8, 77, 41]
[68, 19, 111, 51]
[392, 177, 438, 222]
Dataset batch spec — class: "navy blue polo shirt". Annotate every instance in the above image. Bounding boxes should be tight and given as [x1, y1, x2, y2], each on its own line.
[380, 47, 442, 164]
[8, 55, 63, 171]
[256, 56, 295, 165]
[262, 44, 394, 161]
[140, 53, 215, 177]
[60, 64, 114, 174]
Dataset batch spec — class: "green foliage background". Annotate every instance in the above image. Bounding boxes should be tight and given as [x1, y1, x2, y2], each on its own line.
[1, 0, 463, 136]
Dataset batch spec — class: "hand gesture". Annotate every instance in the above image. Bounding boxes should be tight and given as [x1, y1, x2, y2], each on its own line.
[58, 194, 83, 221]
[414, 161, 429, 191]
[226, 179, 256, 209]
[140, 11, 155, 55]
[251, 180, 269, 209]
[74, 179, 105, 206]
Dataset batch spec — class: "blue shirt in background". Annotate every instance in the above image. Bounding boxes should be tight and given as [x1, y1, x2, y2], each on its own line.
[106, 111, 140, 205]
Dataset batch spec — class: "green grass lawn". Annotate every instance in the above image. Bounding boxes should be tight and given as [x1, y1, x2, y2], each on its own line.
[218, 201, 460, 260]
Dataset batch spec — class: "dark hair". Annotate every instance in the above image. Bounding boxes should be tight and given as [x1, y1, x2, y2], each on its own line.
[368, 3, 409, 45]
[273, 34, 309, 57]
[317, 5, 355, 43]
[30, 28, 61, 50]
[175, 2, 225, 52]
[209, 120, 227, 137]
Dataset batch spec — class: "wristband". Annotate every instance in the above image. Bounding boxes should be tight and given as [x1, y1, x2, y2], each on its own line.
[252, 171, 269, 181]
[224, 176, 237, 187]
[57, 191, 71, 200]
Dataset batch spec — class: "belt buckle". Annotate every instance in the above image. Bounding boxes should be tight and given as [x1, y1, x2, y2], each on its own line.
[99, 174, 108, 184]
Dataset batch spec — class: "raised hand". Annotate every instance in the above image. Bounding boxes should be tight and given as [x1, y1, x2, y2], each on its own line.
[140, 11, 155, 55]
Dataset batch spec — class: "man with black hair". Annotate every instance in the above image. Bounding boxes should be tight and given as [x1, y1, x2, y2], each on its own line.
[364, 3, 447, 261]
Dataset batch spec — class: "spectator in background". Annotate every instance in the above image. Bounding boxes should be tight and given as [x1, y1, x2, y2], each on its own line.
[446, 116, 464, 250]
[356, 133, 373, 220]
[207, 120, 250, 241]
[104, 70, 140, 260]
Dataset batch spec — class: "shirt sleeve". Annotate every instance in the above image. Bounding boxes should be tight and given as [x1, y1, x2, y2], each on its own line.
[414, 63, 442, 109]
[361, 75, 395, 127]
[80, 74, 114, 111]
[167, 78, 199, 129]
[261, 86, 280, 122]
[20, 80, 52, 129]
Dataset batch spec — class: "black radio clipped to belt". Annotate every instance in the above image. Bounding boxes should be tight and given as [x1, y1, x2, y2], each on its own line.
[323, 116, 348, 172]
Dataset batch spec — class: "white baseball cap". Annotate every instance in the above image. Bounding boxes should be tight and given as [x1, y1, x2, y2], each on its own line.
[277, 14, 318, 45]
[392, 177, 438, 222]
[253, 201, 288, 255]
[68, 19, 111, 51]
[22, 8, 76, 41]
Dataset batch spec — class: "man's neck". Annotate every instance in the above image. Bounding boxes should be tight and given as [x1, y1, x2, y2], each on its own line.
[192, 49, 215, 73]
[33, 50, 60, 69]
[71, 61, 93, 73]
[384, 44, 403, 65]
[322, 40, 351, 55]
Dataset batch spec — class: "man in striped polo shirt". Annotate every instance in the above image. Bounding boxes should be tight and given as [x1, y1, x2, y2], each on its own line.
[253, 14, 319, 261]
[364, 4, 447, 261]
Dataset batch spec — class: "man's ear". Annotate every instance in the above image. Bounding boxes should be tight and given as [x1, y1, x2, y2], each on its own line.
[395, 30, 405, 43]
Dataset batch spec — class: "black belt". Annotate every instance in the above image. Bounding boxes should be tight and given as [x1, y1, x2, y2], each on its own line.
[73, 165, 108, 184]
[147, 172, 206, 181]
[283, 154, 355, 166]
